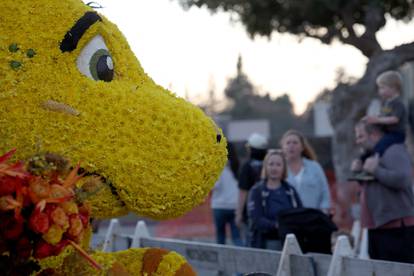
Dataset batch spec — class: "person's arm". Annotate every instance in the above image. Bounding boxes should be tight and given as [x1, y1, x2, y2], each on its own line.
[247, 186, 277, 231]
[236, 163, 252, 227]
[235, 189, 248, 227]
[315, 162, 331, 211]
[364, 148, 411, 190]
[363, 115, 399, 125]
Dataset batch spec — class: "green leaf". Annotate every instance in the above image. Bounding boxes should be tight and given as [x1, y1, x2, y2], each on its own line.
[8, 43, 19, 53]
[10, 60, 22, 70]
[26, 49, 36, 58]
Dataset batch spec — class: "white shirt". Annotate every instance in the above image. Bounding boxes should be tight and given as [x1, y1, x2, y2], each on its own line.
[211, 165, 239, 210]
[293, 167, 304, 191]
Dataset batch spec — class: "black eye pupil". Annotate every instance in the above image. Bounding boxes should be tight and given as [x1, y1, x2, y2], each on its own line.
[96, 55, 114, 82]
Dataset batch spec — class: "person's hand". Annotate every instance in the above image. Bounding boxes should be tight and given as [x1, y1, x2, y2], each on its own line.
[362, 115, 378, 124]
[363, 154, 379, 174]
[351, 159, 362, 172]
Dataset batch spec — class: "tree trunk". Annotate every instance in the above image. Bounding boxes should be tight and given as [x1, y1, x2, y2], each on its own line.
[330, 42, 414, 183]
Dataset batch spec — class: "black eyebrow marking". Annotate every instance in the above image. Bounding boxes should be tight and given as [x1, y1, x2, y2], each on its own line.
[60, 11, 102, 53]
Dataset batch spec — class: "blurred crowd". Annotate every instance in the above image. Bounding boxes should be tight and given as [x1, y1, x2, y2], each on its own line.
[210, 70, 414, 264]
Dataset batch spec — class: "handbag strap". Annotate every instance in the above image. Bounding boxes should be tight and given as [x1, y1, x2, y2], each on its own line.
[285, 185, 298, 208]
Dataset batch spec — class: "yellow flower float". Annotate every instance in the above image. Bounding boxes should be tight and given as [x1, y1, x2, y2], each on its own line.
[0, 0, 227, 274]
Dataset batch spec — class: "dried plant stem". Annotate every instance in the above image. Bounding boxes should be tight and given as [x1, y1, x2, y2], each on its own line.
[69, 240, 102, 271]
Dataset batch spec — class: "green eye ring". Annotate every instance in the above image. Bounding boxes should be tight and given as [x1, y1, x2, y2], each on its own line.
[89, 49, 114, 82]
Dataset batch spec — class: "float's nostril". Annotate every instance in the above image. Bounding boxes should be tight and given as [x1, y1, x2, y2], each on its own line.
[216, 134, 222, 143]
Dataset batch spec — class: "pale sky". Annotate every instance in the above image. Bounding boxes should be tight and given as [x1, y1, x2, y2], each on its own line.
[85, 0, 414, 114]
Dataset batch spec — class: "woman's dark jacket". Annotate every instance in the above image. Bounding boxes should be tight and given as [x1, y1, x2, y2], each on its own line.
[247, 179, 302, 248]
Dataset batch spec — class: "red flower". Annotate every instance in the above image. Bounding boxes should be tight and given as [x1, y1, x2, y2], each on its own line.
[34, 240, 55, 259]
[29, 209, 50, 234]
[0, 149, 99, 271]
[16, 237, 32, 259]
[53, 239, 70, 255]
[2, 214, 24, 240]
[0, 176, 19, 196]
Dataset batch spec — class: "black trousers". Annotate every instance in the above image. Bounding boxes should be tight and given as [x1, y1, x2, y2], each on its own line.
[368, 225, 414, 263]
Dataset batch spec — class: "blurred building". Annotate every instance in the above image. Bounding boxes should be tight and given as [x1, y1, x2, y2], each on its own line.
[226, 119, 270, 142]
[313, 100, 334, 137]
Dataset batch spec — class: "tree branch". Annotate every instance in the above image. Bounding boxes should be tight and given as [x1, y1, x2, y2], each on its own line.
[335, 1, 383, 57]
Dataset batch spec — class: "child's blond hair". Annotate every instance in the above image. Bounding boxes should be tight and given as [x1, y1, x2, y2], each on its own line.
[376, 70, 403, 93]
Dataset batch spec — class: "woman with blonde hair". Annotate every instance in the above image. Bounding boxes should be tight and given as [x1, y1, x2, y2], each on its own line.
[280, 129, 331, 213]
[247, 149, 302, 249]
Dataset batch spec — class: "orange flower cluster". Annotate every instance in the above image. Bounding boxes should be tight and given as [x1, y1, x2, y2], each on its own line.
[0, 149, 98, 274]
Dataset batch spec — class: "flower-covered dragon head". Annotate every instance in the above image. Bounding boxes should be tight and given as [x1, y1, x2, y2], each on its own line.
[0, 0, 227, 220]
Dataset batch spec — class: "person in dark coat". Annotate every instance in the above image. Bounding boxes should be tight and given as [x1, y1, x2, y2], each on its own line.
[235, 133, 268, 244]
[247, 149, 302, 250]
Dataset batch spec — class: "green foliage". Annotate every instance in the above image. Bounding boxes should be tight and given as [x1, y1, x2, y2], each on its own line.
[177, 0, 414, 57]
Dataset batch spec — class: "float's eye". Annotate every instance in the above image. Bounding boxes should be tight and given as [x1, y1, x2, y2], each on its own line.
[77, 35, 114, 82]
